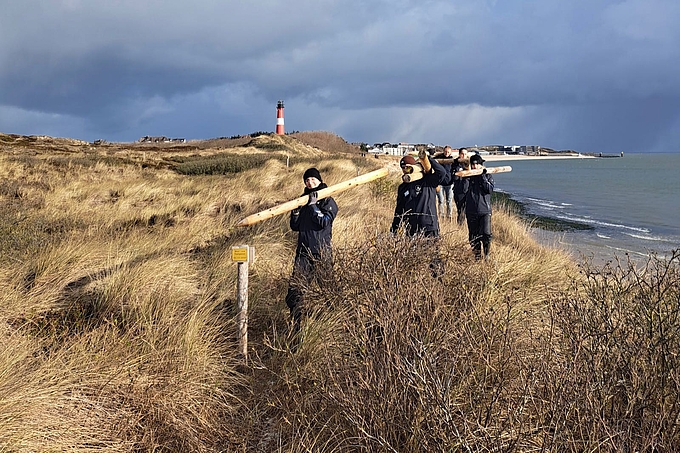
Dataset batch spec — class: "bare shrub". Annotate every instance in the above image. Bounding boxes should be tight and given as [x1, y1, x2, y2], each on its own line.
[546, 250, 680, 451]
[265, 234, 560, 452]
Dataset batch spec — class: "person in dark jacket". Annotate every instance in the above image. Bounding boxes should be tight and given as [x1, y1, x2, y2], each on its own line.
[465, 154, 494, 259]
[391, 151, 447, 238]
[452, 147, 470, 226]
[285, 167, 338, 331]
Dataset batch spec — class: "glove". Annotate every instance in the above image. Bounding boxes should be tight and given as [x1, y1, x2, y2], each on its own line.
[482, 168, 487, 175]
[418, 149, 432, 173]
[307, 191, 318, 205]
[291, 208, 300, 217]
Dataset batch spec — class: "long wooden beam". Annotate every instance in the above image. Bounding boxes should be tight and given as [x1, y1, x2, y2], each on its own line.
[454, 166, 512, 177]
[236, 168, 389, 227]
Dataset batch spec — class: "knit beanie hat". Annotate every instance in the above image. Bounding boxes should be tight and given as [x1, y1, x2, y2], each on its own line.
[303, 167, 322, 182]
[470, 154, 485, 164]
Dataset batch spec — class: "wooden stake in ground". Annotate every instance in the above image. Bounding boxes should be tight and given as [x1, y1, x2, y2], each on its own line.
[237, 260, 248, 357]
[235, 167, 389, 227]
[455, 166, 512, 178]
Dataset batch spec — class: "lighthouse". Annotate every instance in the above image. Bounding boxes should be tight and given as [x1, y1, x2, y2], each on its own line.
[276, 100, 285, 135]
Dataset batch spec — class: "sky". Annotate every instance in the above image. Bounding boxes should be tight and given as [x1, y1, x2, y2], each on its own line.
[1, 0, 680, 153]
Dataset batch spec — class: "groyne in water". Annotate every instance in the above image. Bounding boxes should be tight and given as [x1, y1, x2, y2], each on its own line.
[593, 152, 624, 158]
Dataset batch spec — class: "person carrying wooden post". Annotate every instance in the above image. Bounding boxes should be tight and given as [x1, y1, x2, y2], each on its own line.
[452, 147, 470, 226]
[465, 154, 494, 260]
[285, 167, 338, 336]
[391, 148, 447, 276]
[435, 145, 455, 221]
[391, 148, 446, 237]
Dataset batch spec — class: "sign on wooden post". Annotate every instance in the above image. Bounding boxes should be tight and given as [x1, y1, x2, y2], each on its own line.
[231, 245, 255, 358]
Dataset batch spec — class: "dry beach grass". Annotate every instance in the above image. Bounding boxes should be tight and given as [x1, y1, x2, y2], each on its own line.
[1, 132, 679, 452]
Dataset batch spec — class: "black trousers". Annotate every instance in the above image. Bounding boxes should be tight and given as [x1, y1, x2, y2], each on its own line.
[466, 213, 492, 259]
[454, 196, 466, 226]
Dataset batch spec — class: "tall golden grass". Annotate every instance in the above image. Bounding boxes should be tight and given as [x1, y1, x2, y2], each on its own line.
[1, 133, 679, 452]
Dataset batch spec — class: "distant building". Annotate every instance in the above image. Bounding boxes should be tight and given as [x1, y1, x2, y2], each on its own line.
[138, 136, 166, 143]
[138, 136, 186, 143]
[496, 145, 515, 154]
[371, 142, 436, 156]
[375, 142, 417, 156]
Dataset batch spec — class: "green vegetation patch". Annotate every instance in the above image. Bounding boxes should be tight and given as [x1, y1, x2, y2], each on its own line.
[252, 142, 288, 151]
[0, 209, 84, 261]
[0, 133, 19, 143]
[45, 154, 139, 168]
[7, 154, 139, 169]
[172, 153, 287, 175]
[0, 180, 22, 198]
[493, 191, 593, 232]
[370, 175, 399, 198]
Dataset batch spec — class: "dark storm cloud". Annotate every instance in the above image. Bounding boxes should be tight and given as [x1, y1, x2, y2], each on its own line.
[1, 0, 679, 152]
[1, 46, 225, 115]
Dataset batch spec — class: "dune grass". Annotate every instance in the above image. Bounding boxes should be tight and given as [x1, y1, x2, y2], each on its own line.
[1, 134, 679, 452]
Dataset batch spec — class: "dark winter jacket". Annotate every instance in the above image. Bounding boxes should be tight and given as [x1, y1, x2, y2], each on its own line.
[465, 172, 494, 216]
[391, 157, 446, 235]
[290, 183, 338, 270]
[440, 161, 453, 187]
[452, 157, 470, 201]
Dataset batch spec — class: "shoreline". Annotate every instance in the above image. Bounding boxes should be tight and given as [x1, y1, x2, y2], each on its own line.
[482, 153, 597, 162]
[493, 192, 593, 232]
[529, 227, 660, 267]
[375, 153, 599, 165]
[492, 191, 647, 266]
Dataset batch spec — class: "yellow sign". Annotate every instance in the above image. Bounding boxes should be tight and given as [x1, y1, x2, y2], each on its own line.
[231, 246, 249, 262]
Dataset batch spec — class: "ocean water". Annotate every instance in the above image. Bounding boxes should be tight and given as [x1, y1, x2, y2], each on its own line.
[491, 153, 680, 265]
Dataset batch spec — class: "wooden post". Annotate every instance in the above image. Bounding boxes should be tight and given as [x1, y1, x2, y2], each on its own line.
[236, 261, 248, 357]
[232, 245, 255, 358]
[236, 167, 389, 227]
[454, 166, 512, 177]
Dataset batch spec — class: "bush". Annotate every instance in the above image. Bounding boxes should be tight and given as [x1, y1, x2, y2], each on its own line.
[265, 234, 548, 451]
[257, 237, 680, 451]
[0, 211, 81, 261]
[547, 250, 680, 451]
[173, 154, 286, 175]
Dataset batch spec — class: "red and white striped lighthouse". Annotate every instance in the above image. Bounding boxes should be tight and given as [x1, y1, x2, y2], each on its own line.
[275, 100, 285, 135]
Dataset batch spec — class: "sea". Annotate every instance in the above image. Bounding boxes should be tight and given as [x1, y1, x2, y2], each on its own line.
[491, 152, 680, 266]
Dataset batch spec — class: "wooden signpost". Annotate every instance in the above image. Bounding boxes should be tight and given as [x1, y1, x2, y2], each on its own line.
[232, 245, 255, 358]
[235, 167, 389, 227]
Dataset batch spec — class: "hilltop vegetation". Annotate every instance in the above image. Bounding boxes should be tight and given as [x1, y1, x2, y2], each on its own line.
[1, 131, 679, 452]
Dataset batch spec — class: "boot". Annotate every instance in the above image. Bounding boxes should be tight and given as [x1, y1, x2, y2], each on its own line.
[472, 243, 482, 260]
